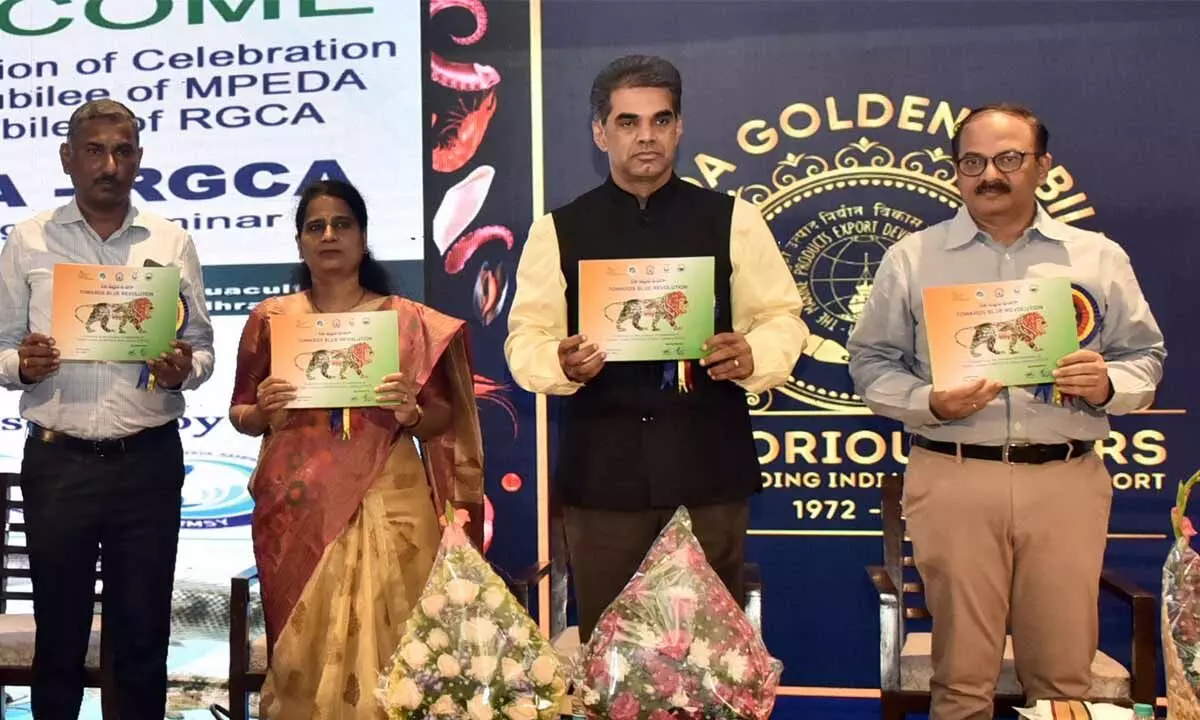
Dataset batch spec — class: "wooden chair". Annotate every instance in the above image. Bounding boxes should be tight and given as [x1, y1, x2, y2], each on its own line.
[221, 566, 265, 720]
[866, 472, 1157, 719]
[0, 472, 117, 718]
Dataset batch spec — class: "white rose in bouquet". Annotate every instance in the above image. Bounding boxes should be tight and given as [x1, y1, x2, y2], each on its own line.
[398, 641, 429, 669]
[531, 654, 559, 686]
[462, 616, 499, 645]
[436, 653, 461, 678]
[502, 657, 526, 683]
[484, 585, 506, 610]
[427, 627, 451, 651]
[446, 578, 481, 606]
[430, 694, 457, 716]
[503, 697, 540, 720]
[421, 593, 447, 618]
[470, 655, 499, 683]
[467, 693, 494, 720]
[387, 677, 422, 711]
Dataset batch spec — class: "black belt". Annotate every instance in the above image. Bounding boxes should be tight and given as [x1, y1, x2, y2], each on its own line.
[912, 435, 1093, 465]
[26, 421, 176, 457]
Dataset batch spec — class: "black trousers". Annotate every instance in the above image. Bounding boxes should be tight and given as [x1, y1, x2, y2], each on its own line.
[20, 423, 184, 720]
[562, 500, 749, 643]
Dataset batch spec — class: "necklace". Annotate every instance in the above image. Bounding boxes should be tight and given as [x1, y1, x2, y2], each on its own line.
[309, 287, 366, 314]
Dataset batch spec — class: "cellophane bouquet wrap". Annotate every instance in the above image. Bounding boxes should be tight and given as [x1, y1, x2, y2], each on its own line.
[1164, 471, 1200, 720]
[378, 508, 567, 720]
[575, 507, 782, 720]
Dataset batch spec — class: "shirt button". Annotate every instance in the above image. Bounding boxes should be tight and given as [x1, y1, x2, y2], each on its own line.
[641, 415, 654, 423]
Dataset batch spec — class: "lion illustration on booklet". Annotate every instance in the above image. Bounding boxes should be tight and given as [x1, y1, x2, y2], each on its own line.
[603, 290, 689, 331]
[73, 296, 155, 334]
[293, 341, 375, 380]
[954, 310, 1048, 357]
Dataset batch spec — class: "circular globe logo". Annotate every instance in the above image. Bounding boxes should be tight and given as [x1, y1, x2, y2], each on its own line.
[181, 453, 255, 529]
[748, 137, 961, 411]
[806, 235, 892, 325]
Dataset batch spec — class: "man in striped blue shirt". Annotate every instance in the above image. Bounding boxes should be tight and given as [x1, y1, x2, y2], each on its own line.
[848, 104, 1165, 719]
[0, 99, 214, 720]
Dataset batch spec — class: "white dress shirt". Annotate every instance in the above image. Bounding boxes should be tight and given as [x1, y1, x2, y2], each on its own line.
[0, 200, 215, 440]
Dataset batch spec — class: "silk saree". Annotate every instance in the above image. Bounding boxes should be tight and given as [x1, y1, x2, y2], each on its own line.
[230, 293, 483, 719]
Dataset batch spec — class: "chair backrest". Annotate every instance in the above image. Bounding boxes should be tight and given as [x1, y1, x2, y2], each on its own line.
[880, 472, 930, 624]
[0, 472, 103, 615]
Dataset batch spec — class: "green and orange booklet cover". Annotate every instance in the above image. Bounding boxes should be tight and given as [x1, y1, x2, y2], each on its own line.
[51, 263, 180, 361]
[922, 277, 1078, 389]
[577, 256, 715, 362]
[269, 311, 399, 409]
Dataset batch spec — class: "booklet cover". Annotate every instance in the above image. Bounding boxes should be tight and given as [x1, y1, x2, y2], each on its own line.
[269, 310, 399, 409]
[51, 263, 181, 361]
[923, 277, 1079, 388]
[578, 256, 715, 362]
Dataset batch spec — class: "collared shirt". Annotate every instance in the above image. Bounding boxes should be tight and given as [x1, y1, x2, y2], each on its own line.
[505, 178, 809, 397]
[847, 204, 1165, 445]
[0, 200, 215, 440]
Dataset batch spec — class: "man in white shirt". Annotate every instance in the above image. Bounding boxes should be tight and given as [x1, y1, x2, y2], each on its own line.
[0, 99, 214, 719]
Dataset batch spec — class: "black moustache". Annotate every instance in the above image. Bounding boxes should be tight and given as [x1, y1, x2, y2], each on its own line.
[976, 183, 1010, 194]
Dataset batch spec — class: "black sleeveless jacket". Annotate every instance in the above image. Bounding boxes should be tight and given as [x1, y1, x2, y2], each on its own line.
[550, 175, 760, 510]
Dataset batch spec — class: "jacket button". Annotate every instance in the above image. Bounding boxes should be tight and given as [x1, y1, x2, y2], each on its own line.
[641, 415, 654, 422]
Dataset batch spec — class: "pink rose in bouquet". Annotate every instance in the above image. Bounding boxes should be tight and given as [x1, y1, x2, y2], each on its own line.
[575, 507, 782, 720]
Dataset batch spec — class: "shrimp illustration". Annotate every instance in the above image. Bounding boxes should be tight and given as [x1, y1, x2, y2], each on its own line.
[432, 89, 498, 173]
[473, 373, 517, 437]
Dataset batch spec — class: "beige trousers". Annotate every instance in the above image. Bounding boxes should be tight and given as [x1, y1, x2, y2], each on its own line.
[904, 445, 1113, 720]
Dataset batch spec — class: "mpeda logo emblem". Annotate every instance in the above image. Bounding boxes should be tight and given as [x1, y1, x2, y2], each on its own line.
[749, 137, 961, 410]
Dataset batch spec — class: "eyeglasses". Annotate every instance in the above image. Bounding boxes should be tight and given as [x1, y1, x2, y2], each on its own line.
[955, 150, 1041, 177]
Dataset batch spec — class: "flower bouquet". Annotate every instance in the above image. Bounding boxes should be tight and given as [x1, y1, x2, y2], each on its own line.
[575, 507, 783, 720]
[378, 507, 567, 719]
[1164, 470, 1200, 720]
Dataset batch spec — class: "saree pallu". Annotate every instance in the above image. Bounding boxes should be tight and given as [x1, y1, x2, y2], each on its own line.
[230, 294, 484, 719]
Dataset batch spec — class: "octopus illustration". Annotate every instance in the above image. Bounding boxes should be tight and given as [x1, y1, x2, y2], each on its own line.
[430, 0, 501, 173]
[429, 0, 499, 90]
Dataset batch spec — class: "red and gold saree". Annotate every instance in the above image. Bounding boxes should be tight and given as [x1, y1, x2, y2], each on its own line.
[230, 292, 483, 719]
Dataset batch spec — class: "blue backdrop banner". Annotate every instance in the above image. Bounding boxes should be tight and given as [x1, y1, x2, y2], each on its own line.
[531, 0, 1198, 691]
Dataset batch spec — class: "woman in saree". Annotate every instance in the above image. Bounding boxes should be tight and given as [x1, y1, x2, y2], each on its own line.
[228, 179, 485, 719]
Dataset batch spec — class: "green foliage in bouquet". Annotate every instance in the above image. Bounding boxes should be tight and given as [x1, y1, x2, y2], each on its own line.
[576, 507, 782, 720]
[379, 505, 567, 720]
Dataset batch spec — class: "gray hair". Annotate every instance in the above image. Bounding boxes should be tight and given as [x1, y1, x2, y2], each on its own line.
[66, 99, 139, 144]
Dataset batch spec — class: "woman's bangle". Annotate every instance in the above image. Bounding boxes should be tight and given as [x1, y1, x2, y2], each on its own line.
[403, 404, 424, 430]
